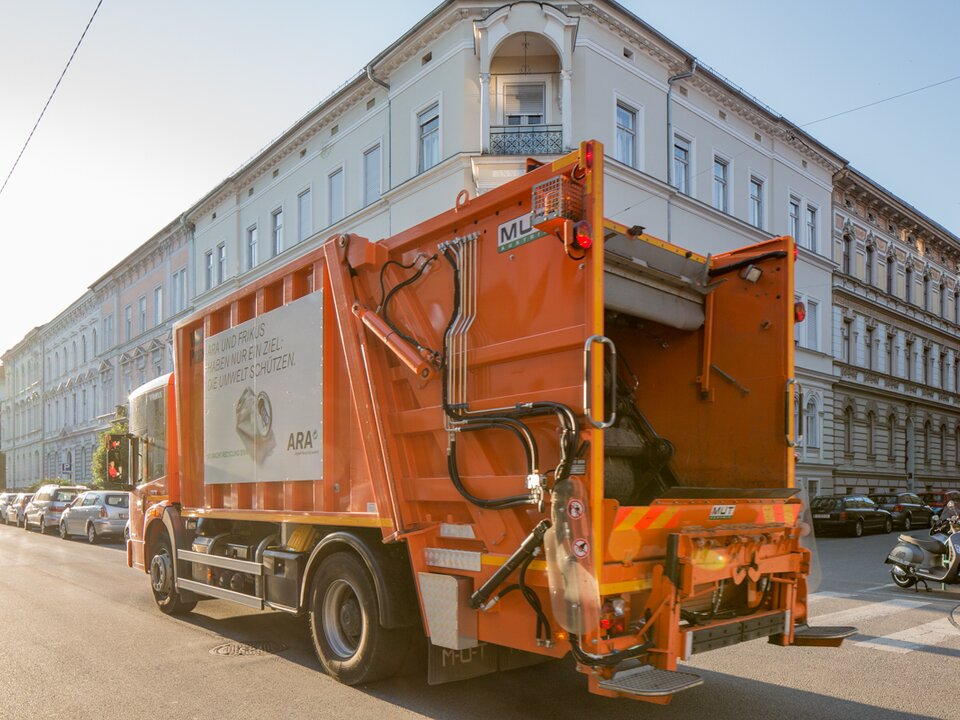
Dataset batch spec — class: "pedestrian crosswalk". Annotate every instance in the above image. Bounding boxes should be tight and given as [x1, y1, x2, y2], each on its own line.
[807, 588, 960, 658]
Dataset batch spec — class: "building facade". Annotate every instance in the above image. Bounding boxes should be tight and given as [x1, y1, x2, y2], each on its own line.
[830, 168, 960, 496]
[0, 1, 955, 498]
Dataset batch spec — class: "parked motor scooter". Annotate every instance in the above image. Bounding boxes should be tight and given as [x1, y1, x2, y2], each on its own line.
[886, 500, 960, 591]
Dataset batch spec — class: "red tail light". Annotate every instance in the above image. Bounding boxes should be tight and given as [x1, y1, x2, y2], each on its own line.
[794, 246, 799, 261]
[893, 504, 903, 512]
[99, 506, 108, 519]
[572, 221, 593, 251]
[794, 302, 806, 323]
[839, 511, 848, 521]
[585, 143, 594, 169]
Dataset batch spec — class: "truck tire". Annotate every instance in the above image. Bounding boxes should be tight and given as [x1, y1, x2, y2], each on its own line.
[308, 552, 411, 685]
[149, 536, 197, 615]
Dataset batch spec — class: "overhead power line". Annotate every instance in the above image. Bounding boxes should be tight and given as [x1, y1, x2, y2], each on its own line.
[0, 0, 104, 199]
[800, 74, 960, 128]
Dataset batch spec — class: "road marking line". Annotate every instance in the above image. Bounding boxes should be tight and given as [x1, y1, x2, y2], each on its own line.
[808, 591, 855, 602]
[854, 617, 960, 653]
[811, 598, 930, 625]
[860, 583, 896, 592]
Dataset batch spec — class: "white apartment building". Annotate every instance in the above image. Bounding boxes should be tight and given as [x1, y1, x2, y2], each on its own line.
[3, 1, 952, 499]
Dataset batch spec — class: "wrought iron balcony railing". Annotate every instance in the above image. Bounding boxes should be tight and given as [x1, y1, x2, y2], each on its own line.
[489, 125, 562, 155]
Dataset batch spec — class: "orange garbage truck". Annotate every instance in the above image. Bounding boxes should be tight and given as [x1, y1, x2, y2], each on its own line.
[114, 140, 853, 703]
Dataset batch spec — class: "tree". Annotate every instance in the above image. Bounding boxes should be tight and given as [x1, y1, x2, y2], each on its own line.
[91, 417, 128, 489]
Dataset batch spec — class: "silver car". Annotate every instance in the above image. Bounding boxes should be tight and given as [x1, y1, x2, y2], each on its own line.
[0, 492, 18, 524]
[6, 493, 34, 527]
[59, 491, 130, 543]
[24, 485, 85, 534]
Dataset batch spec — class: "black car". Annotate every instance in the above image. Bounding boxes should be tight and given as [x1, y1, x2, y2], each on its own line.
[868, 492, 933, 531]
[811, 495, 893, 537]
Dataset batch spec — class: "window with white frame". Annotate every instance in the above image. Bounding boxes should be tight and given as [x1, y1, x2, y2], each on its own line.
[615, 102, 637, 168]
[171, 267, 187, 314]
[329, 168, 344, 224]
[672, 135, 691, 194]
[806, 205, 818, 253]
[865, 245, 874, 285]
[749, 176, 763, 228]
[153, 286, 163, 326]
[104, 314, 113, 348]
[247, 225, 258, 269]
[712, 156, 728, 212]
[363, 145, 381, 206]
[298, 189, 312, 243]
[418, 102, 440, 173]
[788, 196, 801, 242]
[271, 208, 283, 256]
[865, 326, 874, 369]
[503, 83, 544, 125]
[806, 300, 818, 350]
[804, 398, 820, 449]
[204, 250, 213, 290]
[216, 244, 225, 285]
[138, 296, 147, 333]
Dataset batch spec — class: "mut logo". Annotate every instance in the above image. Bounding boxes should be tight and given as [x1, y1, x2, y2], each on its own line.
[287, 429, 319, 451]
[709, 504, 736, 520]
[497, 213, 546, 253]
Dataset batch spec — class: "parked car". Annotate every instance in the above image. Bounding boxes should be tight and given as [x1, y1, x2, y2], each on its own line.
[920, 490, 960, 524]
[59, 491, 130, 543]
[0, 492, 18, 524]
[868, 492, 933, 530]
[23, 485, 85, 534]
[811, 494, 894, 537]
[6, 493, 34, 527]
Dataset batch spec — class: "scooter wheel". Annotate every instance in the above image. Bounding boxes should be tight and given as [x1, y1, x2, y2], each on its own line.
[890, 567, 917, 589]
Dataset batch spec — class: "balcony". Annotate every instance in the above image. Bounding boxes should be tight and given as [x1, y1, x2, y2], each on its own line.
[489, 125, 562, 156]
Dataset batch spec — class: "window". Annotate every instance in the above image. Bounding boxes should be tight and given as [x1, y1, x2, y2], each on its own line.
[904, 265, 912, 303]
[788, 197, 801, 242]
[297, 189, 312, 242]
[865, 245, 874, 285]
[924, 421, 932, 463]
[842, 234, 852, 275]
[886, 334, 894, 374]
[171, 268, 187, 314]
[104, 314, 114, 349]
[940, 352, 947, 388]
[672, 135, 691, 194]
[615, 103, 638, 168]
[418, 102, 440, 172]
[866, 412, 876, 456]
[940, 282, 947, 318]
[328, 168, 344, 224]
[905, 339, 914, 379]
[806, 205, 818, 253]
[841, 319, 852, 363]
[923, 274, 931, 310]
[888, 414, 897, 459]
[247, 225, 258, 269]
[217, 244, 226, 285]
[941, 425, 947, 463]
[81, 335, 87, 363]
[806, 300, 818, 350]
[749, 176, 763, 228]
[865, 327, 874, 369]
[923, 346, 932, 385]
[204, 251, 214, 290]
[91, 328, 97, 357]
[804, 399, 820, 449]
[363, 145, 381, 206]
[712, 156, 728, 212]
[139, 296, 147, 333]
[886, 256, 894, 295]
[504, 83, 545, 125]
[843, 406, 854, 455]
[271, 207, 283, 256]
[125, 306, 132, 341]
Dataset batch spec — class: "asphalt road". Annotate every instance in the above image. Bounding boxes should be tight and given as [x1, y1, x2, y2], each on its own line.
[0, 521, 957, 720]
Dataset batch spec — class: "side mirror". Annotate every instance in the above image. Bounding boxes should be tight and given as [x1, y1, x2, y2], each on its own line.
[105, 433, 137, 491]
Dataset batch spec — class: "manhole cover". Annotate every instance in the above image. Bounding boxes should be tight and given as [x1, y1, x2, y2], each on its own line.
[210, 640, 288, 657]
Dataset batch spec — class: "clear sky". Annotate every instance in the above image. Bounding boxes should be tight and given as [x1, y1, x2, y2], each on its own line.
[1, 0, 958, 357]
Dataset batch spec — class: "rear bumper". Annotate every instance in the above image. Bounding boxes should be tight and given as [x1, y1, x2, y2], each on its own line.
[813, 520, 849, 533]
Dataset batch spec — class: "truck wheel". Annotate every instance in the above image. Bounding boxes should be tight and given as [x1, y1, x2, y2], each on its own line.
[891, 567, 917, 588]
[308, 552, 411, 685]
[149, 537, 197, 615]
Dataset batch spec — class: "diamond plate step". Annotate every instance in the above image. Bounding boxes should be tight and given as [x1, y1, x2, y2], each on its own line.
[598, 665, 703, 697]
[791, 624, 857, 647]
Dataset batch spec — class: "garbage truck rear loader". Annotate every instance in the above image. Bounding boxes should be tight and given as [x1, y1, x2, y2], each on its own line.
[117, 140, 853, 703]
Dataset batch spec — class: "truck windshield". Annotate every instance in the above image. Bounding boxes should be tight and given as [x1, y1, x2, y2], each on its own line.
[130, 385, 167, 483]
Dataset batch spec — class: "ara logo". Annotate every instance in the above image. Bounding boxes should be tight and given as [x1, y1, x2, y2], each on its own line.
[497, 213, 546, 253]
[287, 429, 319, 451]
